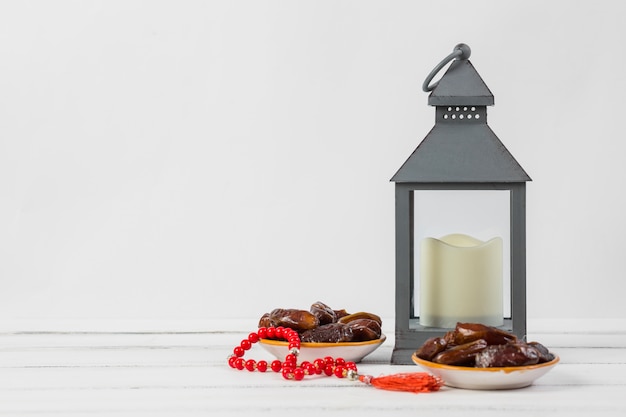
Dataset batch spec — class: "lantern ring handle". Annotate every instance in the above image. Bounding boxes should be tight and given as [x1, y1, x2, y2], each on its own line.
[422, 43, 471, 92]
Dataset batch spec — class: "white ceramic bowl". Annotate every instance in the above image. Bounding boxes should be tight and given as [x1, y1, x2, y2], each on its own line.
[412, 353, 559, 390]
[259, 335, 386, 363]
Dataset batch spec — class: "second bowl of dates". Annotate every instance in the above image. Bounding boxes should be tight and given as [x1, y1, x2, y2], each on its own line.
[412, 322, 559, 390]
[257, 302, 386, 363]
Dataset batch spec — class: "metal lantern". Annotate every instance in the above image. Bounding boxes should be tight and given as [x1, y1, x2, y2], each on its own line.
[391, 44, 531, 364]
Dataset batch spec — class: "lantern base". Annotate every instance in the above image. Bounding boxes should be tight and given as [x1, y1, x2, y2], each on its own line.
[391, 318, 519, 365]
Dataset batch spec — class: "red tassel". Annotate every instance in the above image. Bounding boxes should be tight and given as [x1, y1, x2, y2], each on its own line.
[359, 372, 443, 394]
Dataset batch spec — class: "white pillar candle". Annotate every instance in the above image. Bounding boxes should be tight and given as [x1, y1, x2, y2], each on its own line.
[419, 233, 503, 328]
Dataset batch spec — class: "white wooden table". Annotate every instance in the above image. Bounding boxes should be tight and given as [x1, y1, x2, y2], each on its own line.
[1, 319, 625, 416]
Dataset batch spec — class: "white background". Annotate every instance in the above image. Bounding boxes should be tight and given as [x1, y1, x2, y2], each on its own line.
[1, 0, 625, 324]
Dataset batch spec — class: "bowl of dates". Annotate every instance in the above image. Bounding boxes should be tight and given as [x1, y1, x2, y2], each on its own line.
[412, 322, 559, 390]
[257, 302, 386, 363]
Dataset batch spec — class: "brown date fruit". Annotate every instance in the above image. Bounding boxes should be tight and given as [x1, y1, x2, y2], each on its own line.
[415, 322, 555, 368]
[432, 339, 488, 366]
[527, 341, 555, 363]
[258, 313, 272, 328]
[333, 309, 350, 321]
[346, 318, 381, 342]
[337, 312, 382, 326]
[310, 301, 337, 325]
[300, 323, 353, 343]
[414, 337, 448, 361]
[267, 308, 319, 331]
[258, 303, 384, 343]
[447, 322, 517, 346]
[475, 342, 540, 367]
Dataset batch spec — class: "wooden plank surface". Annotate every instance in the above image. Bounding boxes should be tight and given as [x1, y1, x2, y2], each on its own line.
[0, 320, 625, 416]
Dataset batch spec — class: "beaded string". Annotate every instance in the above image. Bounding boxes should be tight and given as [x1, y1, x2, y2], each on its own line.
[227, 326, 443, 393]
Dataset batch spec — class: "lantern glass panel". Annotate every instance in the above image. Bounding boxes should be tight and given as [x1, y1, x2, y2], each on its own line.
[412, 189, 511, 325]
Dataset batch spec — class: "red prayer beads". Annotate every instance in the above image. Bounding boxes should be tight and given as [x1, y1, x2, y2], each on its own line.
[227, 326, 358, 381]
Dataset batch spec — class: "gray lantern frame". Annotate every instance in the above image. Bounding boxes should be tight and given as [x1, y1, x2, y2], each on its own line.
[390, 45, 531, 364]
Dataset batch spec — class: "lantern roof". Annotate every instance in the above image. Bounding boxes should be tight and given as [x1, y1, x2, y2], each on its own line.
[390, 123, 531, 183]
[392, 45, 530, 184]
[428, 59, 494, 106]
